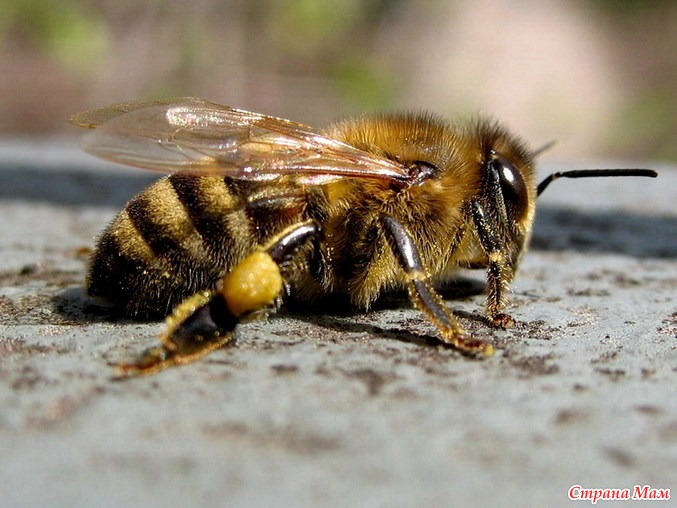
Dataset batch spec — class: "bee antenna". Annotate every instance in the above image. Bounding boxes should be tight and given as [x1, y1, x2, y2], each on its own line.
[531, 140, 557, 158]
[537, 168, 657, 197]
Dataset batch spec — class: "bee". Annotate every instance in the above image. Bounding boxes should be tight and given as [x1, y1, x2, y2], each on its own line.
[70, 98, 657, 375]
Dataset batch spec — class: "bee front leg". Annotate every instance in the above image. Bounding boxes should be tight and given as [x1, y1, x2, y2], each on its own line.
[113, 220, 320, 376]
[380, 214, 494, 357]
[469, 201, 516, 329]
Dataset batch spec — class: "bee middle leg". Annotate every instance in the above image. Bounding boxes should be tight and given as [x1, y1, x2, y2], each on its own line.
[469, 200, 516, 329]
[113, 220, 320, 376]
[380, 214, 494, 356]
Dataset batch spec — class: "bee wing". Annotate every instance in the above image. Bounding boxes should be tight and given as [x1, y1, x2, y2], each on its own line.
[70, 98, 408, 183]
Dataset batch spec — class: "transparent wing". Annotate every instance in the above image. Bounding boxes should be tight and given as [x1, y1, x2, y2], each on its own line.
[70, 98, 408, 183]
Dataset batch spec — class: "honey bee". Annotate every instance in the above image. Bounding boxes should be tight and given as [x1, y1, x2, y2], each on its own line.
[70, 98, 657, 375]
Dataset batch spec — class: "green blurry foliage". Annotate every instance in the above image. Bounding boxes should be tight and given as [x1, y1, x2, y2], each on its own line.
[264, 0, 396, 108]
[267, 0, 364, 58]
[0, 0, 108, 73]
[612, 88, 677, 161]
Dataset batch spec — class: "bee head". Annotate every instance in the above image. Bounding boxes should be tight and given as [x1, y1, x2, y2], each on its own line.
[471, 118, 537, 244]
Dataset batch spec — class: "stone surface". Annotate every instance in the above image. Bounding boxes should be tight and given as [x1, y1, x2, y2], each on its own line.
[0, 140, 675, 507]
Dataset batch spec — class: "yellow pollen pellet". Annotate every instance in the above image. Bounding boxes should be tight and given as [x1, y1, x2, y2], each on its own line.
[221, 251, 283, 317]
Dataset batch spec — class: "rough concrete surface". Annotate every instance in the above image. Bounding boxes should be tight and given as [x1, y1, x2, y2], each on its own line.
[0, 140, 675, 507]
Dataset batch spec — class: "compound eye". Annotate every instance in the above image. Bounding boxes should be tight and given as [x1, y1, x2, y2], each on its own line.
[491, 153, 529, 222]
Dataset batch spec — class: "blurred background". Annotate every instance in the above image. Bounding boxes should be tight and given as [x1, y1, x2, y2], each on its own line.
[1, 0, 675, 162]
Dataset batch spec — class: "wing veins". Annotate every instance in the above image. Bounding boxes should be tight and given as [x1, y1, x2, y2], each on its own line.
[73, 98, 409, 182]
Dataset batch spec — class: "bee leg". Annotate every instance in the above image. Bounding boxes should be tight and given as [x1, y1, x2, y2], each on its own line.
[113, 220, 320, 376]
[380, 214, 494, 356]
[469, 201, 515, 329]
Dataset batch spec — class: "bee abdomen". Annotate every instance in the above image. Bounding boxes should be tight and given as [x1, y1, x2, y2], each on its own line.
[88, 174, 299, 318]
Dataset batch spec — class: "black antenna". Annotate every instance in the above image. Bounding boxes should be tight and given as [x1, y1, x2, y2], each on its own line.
[537, 169, 657, 197]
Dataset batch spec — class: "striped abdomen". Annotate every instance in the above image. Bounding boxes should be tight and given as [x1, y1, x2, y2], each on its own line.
[87, 174, 308, 318]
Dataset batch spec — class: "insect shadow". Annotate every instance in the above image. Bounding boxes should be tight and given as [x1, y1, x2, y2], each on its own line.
[0, 165, 157, 207]
[53, 286, 146, 324]
[271, 277, 493, 351]
[533, 206, 676, 258]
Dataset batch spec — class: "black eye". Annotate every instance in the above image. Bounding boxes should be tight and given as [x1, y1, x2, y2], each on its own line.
[491, 154, 529, 222]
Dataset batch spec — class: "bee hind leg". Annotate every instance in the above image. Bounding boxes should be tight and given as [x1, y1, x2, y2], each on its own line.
[379, 214, 494, 357]
[113, 220, 320, 376]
